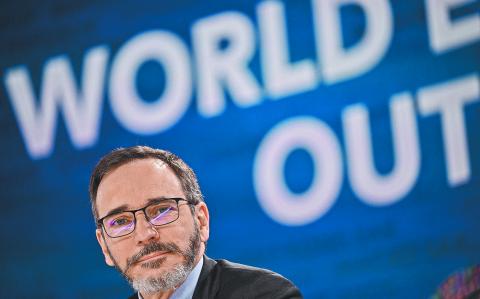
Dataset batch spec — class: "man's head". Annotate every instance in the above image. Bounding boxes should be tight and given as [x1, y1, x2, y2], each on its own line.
[89, 146, 210, 294]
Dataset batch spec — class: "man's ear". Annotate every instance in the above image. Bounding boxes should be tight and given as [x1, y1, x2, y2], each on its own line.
[195, 202, 210, 243]
[96, 228, 115, 267]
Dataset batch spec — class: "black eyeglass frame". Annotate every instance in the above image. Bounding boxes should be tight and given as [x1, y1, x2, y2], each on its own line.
[97, 197, 194, 238]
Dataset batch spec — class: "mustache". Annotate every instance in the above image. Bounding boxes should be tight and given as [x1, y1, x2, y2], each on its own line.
[126, 242, 182, 270]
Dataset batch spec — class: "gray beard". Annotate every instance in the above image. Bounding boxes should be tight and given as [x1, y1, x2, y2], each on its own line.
[105, 222, 201, 295]
[131, 261, 190, 293]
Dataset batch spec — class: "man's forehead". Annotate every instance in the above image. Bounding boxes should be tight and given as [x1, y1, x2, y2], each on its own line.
[96, 158, 184, 215]
[100, 158, 171, 185]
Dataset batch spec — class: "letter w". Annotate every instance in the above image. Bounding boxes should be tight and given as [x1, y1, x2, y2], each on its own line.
[4, 46, 109, 159]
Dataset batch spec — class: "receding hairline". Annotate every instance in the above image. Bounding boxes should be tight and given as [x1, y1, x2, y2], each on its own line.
[94, 158, 183, 211]
[98, 157, 169, 185]
[92, 155, 167, 199]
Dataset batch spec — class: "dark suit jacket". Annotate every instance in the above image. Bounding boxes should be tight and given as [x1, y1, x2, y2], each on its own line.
[128, 255, 303, 299]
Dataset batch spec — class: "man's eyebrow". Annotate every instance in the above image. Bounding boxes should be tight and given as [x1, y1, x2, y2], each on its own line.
[102, 204, 130, 218]
[146, 197, 173, 204]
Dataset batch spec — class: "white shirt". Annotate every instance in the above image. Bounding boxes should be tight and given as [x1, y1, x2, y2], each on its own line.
[138, 257, 204, 299]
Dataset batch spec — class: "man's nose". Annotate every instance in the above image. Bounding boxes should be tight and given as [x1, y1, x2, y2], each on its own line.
[134, 212, 159, 244]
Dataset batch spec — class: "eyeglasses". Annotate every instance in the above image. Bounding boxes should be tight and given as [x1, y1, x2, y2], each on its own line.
[97, 197, 192, 238]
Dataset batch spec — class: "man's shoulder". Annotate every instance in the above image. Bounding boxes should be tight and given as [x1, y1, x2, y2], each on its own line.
[213, 258, 287, 282]
[194, 256, 303, 299]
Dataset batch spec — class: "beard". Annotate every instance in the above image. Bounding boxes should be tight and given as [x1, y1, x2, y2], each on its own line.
[105, 222, 202, 294]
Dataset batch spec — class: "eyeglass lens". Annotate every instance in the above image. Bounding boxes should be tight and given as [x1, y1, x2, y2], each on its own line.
[102, 199, 180, 237]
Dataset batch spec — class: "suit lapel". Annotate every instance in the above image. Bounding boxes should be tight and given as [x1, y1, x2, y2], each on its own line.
[192, 255, 218, 299]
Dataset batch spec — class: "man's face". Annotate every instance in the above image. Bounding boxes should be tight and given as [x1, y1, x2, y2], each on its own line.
[95, 158, 209, 292]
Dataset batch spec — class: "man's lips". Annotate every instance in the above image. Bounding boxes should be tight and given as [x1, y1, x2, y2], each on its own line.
[136, 251, 169, 263]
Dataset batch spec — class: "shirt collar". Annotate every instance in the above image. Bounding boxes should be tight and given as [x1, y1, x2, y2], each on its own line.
[138, 256, 204, 299]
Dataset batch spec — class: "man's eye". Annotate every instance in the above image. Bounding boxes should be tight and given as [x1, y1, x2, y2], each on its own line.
[110, 217, 131, 227]
[153, 206, 171, 216]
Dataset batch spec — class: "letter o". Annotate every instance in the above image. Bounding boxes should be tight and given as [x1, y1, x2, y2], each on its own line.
[253, 116, 343, 226]
[109, 30, 192, 134]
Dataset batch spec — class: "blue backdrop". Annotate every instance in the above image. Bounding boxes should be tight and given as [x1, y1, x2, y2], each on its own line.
[1, 0, 479, 298]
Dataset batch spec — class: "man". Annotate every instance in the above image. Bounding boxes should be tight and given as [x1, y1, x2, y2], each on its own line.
[89, 145, 303, 299]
